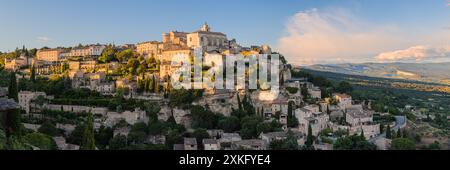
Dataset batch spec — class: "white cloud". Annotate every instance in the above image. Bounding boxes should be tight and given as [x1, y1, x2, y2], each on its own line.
[276, 8, 407, 65]
[36, 36, 52, 43]
[276, 8, 450, 65]
[375, 45, 450, 62]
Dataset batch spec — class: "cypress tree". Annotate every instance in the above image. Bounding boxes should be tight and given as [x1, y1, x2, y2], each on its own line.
[386, 125, 391, 139]
[305, 124, 314, 147]
[4, 72, 22, 139]
[149, 77, 154, 93]
[30, 64, 36, 82]
[396, 129, 402, 138]
[81, 113, 96, 150]
[8, 72, 18, 102]
[144, 78, 150, 92]
[288, 101, 293, 117]
[154, 76, 159, 94]
[237, 94, 242, 111]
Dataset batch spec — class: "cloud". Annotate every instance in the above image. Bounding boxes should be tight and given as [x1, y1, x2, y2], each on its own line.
[276, 8, 450, 65]
[276, 8, 406, 65]
[36, 36, 52, 43]
[375, 46, 450, 62]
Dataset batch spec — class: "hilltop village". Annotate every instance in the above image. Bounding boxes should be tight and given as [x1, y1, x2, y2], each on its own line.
[1, 23, 409, 150]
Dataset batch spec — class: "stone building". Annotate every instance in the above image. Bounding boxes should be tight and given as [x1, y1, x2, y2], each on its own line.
[136, 41, 163, 58]
[36, 48, 66, 62]
[231, 139, 266, 150]
[159, 48, 192, 79]
[203, 139, 220, 150]
[187, 23, 229, 52]
[67, 45, 105, 57]
[18, 91, 47, 114]
[334, 93, 353, 109]
[184, 138, 198, 150]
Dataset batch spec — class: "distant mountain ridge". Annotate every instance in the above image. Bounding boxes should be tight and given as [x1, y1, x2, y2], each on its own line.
[305, 62, 450, 85]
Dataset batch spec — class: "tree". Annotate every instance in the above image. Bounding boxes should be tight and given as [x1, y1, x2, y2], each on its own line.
[30, 64, 36, 82]
[269, 130, 298, 150]
[190, 106, 219, 129]
[165, 129, 182, 149]
[109, 135, 127, 150]
[305, 124, 314, 147]
[287, 102, 298, 128]
[23, 133, 57, 150]
[427, 141, 440, 150]
[218, 116, 240, 133]
[38, 121, 59, 137]
[386, 125, 392, 139]
[149, 76, 155, 93]
[237, 94, 243, 111]
[301, 86, 309, 99]
[391, 138, 415, 150]
[148, 120, 167, 135]
[8, 72, 18, 101]
[81, 113, 96, 150]
[67, 124, 85, 145]
[192, 128, 210, 146]
[256, 122, 272, 135]
[99, 46, 118, 63]
[336, 81, 353, 93]
[128, 122, 149, 144]
[240, 116, 264, 139]
[95, 126, 113, 149]
[396, 129, 402, 138]
[333, 135, 377, 150]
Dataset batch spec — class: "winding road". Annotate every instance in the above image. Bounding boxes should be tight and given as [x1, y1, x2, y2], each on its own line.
[369, 116, 407, 143]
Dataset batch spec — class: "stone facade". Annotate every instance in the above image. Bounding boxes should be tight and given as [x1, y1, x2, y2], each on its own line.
[37, 49, 66, 62]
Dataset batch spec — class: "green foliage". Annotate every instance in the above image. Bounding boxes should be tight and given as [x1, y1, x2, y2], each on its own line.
[81, 113, 96, 150]
[165, 129, 183, 149]
[218, 116, 240, 133]
[8, 72, 18, 101]
[0, 129, 6, 150]
[287, 102, 298, 128]
[305, 124, 314, 147]
[269, 130, 298, 150]
[109, 135, 127, 150]
[391, 138, 415, 150]
[67, 124, 85, 145]
[169, 88, 203, 107]
[386, 125, 392, 139]
[38, 121, 59, 137]
[99, 45, 118, 63]
[30, 64, 36, 82]
[333, 134, 377, 150]
[116, 49, 135, 63]
[336, 81, 353, 93]
[190, 105, 220, 129]
[301, 86, 309, 99]
[426, 141, 441, 150]
[239, 116, 264, 139]
[148, 120, 167, 135]
[192, 128, 210, 146]
[23, 133, 57, 150]
[95, 126, 113, 150]
[128, 122, 149, 144]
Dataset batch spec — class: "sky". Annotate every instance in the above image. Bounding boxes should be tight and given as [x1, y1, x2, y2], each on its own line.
[0, 0, 449, 65]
